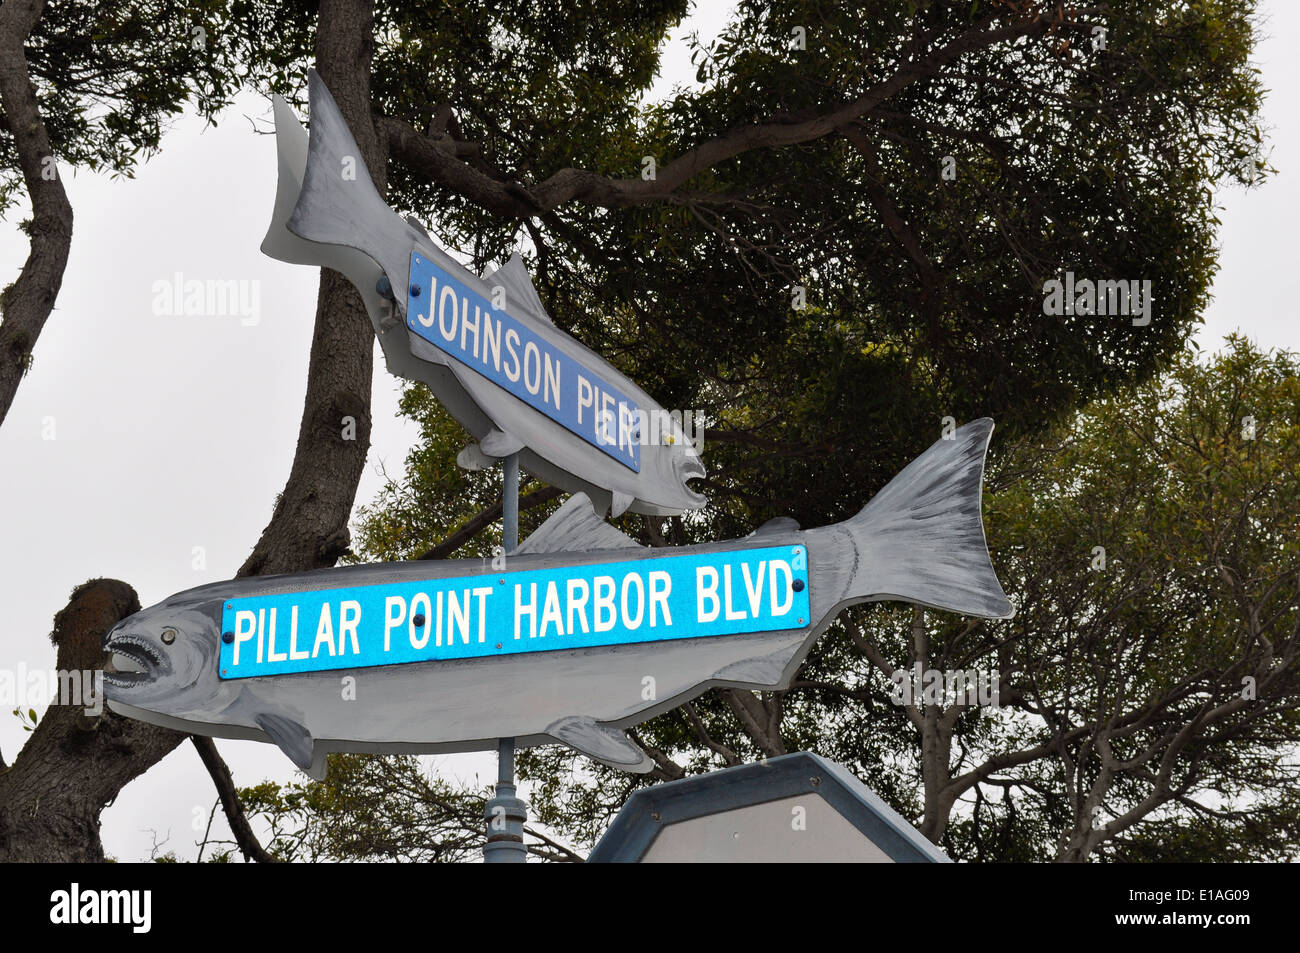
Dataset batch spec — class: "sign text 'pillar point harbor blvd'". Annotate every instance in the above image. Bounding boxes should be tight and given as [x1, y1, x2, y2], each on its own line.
[218, 547, 809, 678]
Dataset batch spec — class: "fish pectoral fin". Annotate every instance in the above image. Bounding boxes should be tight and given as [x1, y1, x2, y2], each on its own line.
[255, 713, 317, 774]
[479, 427, 526, 459]
[456, 442, 495, 472]
[304, 750, 329, 782]
[610, 490, 635, 518]
[711, 643, 801, 686]
[546, 716, 653, 774]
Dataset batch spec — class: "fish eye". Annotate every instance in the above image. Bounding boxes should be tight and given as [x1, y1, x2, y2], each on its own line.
[161, 628, 177, 645]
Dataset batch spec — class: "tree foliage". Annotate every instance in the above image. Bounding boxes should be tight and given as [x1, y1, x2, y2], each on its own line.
[350, 0, 1267, 551]
[1, 0, 313, 213]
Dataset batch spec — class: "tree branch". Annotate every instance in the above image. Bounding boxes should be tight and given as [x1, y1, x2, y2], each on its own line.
[190, 736, 278, 863]
[416, 485, 562, 560]
[842, 124, 943, 298]
[238, 0, 381, 577]
[683, 702, 741, 766]
[723, 689, 785, 757]
[522, 824, 585, 862]
[382, 10, 1068, 219]
[0, 0, 73, 428]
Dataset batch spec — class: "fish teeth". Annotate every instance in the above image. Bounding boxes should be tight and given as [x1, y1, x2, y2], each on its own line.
[109, 652, 147, 674]
[104, 634, 162, 669]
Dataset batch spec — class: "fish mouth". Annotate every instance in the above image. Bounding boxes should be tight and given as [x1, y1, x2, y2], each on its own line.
[677, 452, 706, 483]
[103, 635, 164, 689]
[674, 449, 707, 505]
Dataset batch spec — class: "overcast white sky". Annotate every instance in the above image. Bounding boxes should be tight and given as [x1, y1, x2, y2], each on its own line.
[1, 2, 1296, 862]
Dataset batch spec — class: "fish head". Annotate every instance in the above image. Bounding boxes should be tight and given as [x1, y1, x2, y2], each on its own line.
[672, 442, 708, 508]
[655, 412, 707, 508]
[102, 597, 224, 715]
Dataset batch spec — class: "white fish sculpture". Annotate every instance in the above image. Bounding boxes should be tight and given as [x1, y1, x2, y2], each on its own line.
[104, 419, 1012, 778]
[262, 70, 705, 517]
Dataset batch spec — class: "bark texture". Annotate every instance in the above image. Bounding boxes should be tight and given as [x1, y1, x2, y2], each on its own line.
[238, 0, 382, 577]
[0, 579, 186, 861]
[0, 0, 74, 427]
[0, 0, 384, 862]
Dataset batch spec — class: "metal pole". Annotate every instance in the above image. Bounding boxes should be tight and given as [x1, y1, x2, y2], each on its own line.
[485, 453, 527, 863]
[502, 453, 519, 555]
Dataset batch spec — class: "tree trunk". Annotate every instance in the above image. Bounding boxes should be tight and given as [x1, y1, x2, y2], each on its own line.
[0, 0, 74, 428]
[0, 0, 384, 861]
[238, 0, 382, 577]
[0, 579, 186, 861]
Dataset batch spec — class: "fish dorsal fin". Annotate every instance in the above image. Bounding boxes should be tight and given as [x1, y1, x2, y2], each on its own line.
[517, 494, 641, 555]
[405, 215, 433, 242]
[482, 254, 552, 325]
[750, 516, 800, 537]
[456, 441, 494, 472]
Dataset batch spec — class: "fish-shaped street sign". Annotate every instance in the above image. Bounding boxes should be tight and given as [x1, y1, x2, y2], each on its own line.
[103, 420, 1013, 778]
[262, 70, 705, 517]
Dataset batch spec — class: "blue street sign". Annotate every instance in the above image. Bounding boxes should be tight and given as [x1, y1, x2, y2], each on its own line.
[406, 251, 642, 472]
[218, 545, 810, 679]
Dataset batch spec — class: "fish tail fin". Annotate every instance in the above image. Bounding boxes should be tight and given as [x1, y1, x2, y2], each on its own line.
[266, 70, 415, 301]
[260, 93, 313, 265]
[844, 418, 1013, 619]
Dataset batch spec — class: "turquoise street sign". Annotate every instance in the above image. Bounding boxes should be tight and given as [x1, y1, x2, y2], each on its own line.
[218, 545, 810, 679]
